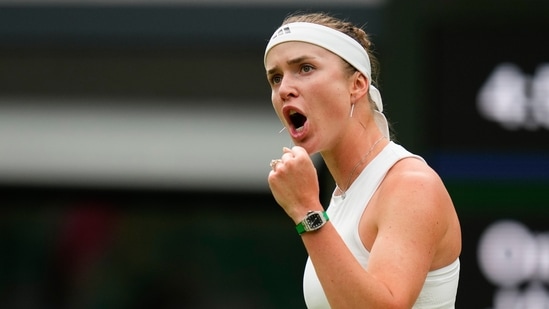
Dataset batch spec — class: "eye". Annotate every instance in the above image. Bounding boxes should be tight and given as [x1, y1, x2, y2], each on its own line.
[301, 64, 314, 73]
[271, 75, 282, 85]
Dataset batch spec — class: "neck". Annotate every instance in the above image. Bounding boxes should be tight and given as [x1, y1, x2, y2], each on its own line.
[339, 135, 385, 192]
[322, 131, 387, 196]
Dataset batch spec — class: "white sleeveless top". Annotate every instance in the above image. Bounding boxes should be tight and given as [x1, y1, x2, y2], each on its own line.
[303, 142, 460, 309]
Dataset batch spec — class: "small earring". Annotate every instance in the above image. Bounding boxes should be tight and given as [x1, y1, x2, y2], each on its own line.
[349, 103, 355, 118]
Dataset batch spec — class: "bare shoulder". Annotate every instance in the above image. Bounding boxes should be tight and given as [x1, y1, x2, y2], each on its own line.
[363, 156, 451, 233]
[380, 156, 450, 208]
[364, 156, 461, 268]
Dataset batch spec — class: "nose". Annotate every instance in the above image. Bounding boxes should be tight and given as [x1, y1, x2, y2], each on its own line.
[277, 75, 298, 101]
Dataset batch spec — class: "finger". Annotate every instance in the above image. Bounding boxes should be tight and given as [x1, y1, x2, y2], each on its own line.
[291, 145, 309, 157]
[270, 159, 282, 171]
[282, 147, 294, 159]
[281, 152, 293, 163]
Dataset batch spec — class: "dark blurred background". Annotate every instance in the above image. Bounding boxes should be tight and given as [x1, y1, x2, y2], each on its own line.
[0, 0, 548, 308]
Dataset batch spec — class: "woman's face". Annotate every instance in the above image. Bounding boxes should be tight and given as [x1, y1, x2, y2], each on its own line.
[265, 41, 354, 154]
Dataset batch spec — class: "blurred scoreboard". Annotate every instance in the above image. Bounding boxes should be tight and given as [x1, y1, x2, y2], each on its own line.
[427, 19, 549, 179]
[424, 12, 549, 309]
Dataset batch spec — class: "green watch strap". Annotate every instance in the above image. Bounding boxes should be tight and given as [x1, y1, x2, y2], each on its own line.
[295, 211, 329, 235]
[296, 221, 307, 235]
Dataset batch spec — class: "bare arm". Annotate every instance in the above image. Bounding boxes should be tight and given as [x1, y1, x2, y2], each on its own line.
[269, 149, 459, 309]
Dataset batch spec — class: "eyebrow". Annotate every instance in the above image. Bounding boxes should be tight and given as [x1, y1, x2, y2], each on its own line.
[266, 55, 315, 76]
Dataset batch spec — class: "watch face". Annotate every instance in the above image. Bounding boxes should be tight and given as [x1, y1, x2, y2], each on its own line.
[307, 213, 324, 229]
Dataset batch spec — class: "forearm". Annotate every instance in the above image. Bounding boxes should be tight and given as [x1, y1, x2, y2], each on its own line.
[302, 223, 403, 309]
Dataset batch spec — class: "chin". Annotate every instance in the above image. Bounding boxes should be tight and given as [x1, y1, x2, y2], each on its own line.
[296, 142, 320, 156]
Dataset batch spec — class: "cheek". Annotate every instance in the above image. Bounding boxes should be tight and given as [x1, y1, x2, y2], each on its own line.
[271, 92, 279, 107]
[271, 93, 284, 119]
[318, 84, 350, 114]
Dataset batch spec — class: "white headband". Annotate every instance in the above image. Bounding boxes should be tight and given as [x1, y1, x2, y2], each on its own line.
[264, 22, 389, 139]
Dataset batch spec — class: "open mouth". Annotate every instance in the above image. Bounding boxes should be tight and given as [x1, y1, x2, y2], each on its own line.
[289, 110, 307, 132]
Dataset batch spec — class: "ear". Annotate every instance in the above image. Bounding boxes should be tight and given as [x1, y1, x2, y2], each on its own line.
[349, 71, 369, 102]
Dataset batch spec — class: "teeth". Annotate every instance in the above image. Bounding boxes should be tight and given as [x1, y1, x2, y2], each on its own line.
[289, 110, 297, 115]
[296, 126, 304, 132]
